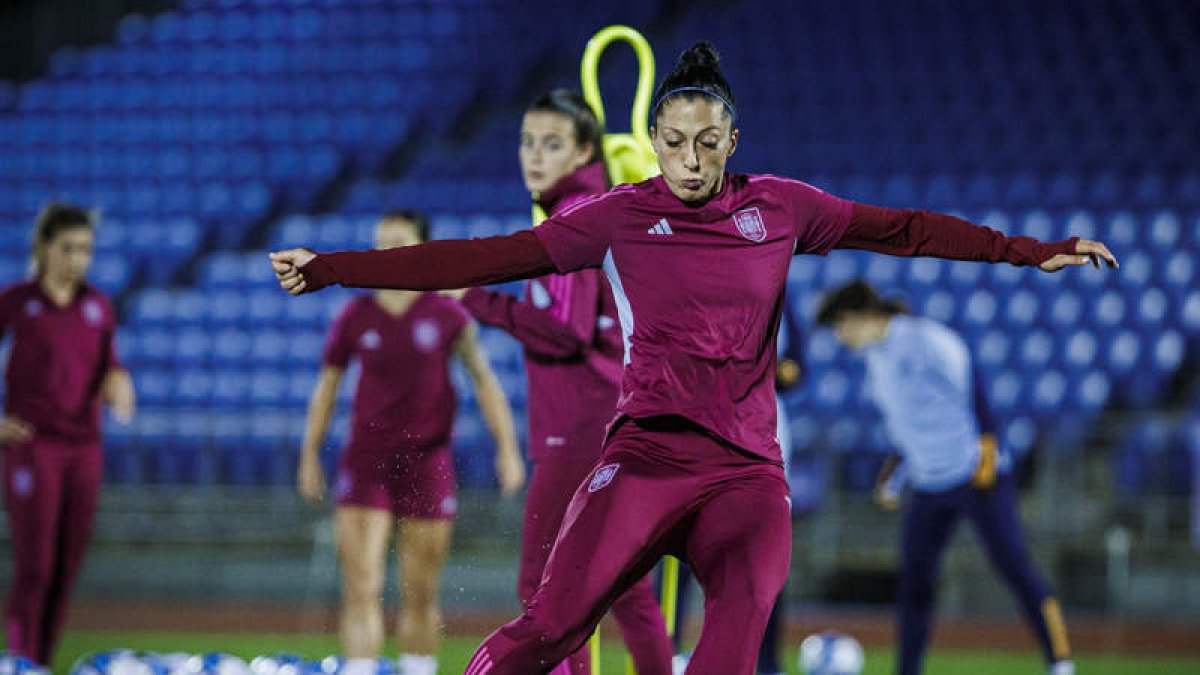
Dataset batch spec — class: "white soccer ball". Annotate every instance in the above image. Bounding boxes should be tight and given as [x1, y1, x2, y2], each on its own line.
[179, 654, 252, 675]
[0, 651, 48, 675]
[70, 650, 164, 675]
[798, 631, 864, 675]
[248, 654, 308, 675]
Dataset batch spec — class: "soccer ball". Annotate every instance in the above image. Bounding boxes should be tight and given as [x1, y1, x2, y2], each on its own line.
[798, 631, 864, 675]
[0, 652, 48, 675]
[306, 657, 396, 675]
[304, 656, 341, 674]
[177, 654, 252, 675]
[247, 654, 309, 675]
[70, 650, 167, 675]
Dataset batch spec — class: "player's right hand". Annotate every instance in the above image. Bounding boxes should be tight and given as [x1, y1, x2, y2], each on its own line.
[270, 248, 317, 295]
[0, 416, 33, 445]
[297, 452, 327, 503]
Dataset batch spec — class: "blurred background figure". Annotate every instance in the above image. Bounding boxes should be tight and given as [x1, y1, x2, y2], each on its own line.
[1, 203, 135, 669]
[296, 211, 524, 675]
[817, 280, 1073, 675]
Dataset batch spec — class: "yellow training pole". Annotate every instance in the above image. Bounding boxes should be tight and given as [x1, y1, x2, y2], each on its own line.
[579, 26, 663, 675]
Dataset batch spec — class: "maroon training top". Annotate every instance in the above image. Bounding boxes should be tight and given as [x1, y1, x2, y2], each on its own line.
[298, 175, 1077, 460]
[322, 292, 469, 455]
[0, 281, 122, 444]
[461, 162, 623, 461]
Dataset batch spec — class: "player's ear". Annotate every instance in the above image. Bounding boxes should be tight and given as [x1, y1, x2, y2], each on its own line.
[727, 128, 739, 157]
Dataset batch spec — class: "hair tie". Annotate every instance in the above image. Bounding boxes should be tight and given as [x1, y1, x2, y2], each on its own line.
[650, 87, 737, 125]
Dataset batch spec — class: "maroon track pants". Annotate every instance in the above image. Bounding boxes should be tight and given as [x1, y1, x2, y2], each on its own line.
[520, 455, 673, 675]
[3, 436, 102, 666]
[466, 417, 792, 675]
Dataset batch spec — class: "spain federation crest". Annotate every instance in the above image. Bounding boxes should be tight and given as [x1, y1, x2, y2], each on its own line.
[82, 299, 104, 326]
[587, 463, 620, 493]
[413, 319, 440, 352]
[732, 207, 767, 242]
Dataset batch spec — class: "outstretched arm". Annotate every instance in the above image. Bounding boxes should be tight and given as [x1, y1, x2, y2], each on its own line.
[456, 285, 592, 360]
[837, 203, 1118, 271]
[271, 231, 557, 296]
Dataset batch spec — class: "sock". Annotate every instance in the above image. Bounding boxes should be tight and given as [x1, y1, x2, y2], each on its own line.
[399, 653, 437, 675]
[1050, 660, 1075, 675]
[342, 657, 379, 675]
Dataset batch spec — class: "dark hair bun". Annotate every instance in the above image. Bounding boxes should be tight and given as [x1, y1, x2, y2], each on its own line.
[679, 41, 720, 69]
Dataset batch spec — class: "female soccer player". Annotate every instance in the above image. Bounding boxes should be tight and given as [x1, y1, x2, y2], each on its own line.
[445, 89, 673, 675]
[0, 203, 135, 669]
[270, 43, 1116, 675]
[296, 211, 525, 675]
[816, 280, 1074, 675]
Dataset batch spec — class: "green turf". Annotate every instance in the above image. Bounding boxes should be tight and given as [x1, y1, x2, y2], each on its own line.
[45, 631, 1200, 674]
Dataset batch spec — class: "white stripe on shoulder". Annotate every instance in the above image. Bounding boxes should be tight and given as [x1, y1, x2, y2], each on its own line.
[554, 182, 639, 219]
[747, 173, 830, 194]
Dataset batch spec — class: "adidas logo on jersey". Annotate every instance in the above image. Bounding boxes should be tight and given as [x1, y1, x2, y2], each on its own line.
[647, 218, 674, 236]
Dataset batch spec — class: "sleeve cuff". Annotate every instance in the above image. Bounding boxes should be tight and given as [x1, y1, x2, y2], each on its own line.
[299, 253, 335, 292]
[1032, 236, 1079, 266]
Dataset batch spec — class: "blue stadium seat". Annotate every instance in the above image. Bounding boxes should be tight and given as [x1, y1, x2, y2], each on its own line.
[1069, 369, 1111, 412]
[1160, 251, 1195, 291]
[1001, 416, 1037, 459]
[1063, 329, 1099, 369]
[1181, 290, 1200, 335]
[211, 368, 251, 408]
[211, 328, 252, 365]
[174, 327, 213, 365]
[1093, 290, 1127, 331]
[1148, 210, 1181, 249]
[918, 289, 955, 324]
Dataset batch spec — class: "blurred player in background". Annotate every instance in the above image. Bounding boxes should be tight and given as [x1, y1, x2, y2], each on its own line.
[296, 211, 525, 675]
[270, 42, 1116, 675]
[0, 203, 135, 670]
[816, 280, 1075, 675]
[670, 298, 804, 675]
[445, 89, 673, 675]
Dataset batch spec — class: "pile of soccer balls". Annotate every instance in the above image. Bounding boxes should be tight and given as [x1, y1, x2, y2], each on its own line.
[798, 631, 865, 675]
[0, 651, 395, 675]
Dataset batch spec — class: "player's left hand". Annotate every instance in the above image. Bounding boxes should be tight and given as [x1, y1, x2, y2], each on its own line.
[270, 248, 317, 295]
[776, 358, 802, 390]
[496, 450, 526, 496]
[873, 483, 901, 512]
[1039, 239, 1118, 272]
[103, 369, 136, 424]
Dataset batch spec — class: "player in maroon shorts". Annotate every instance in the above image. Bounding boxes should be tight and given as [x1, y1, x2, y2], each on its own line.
[444, 89, 672, 675]
[270, 43, 1117, 675]
[0, 203, 135, 669]
[296, 211, 525, 675]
